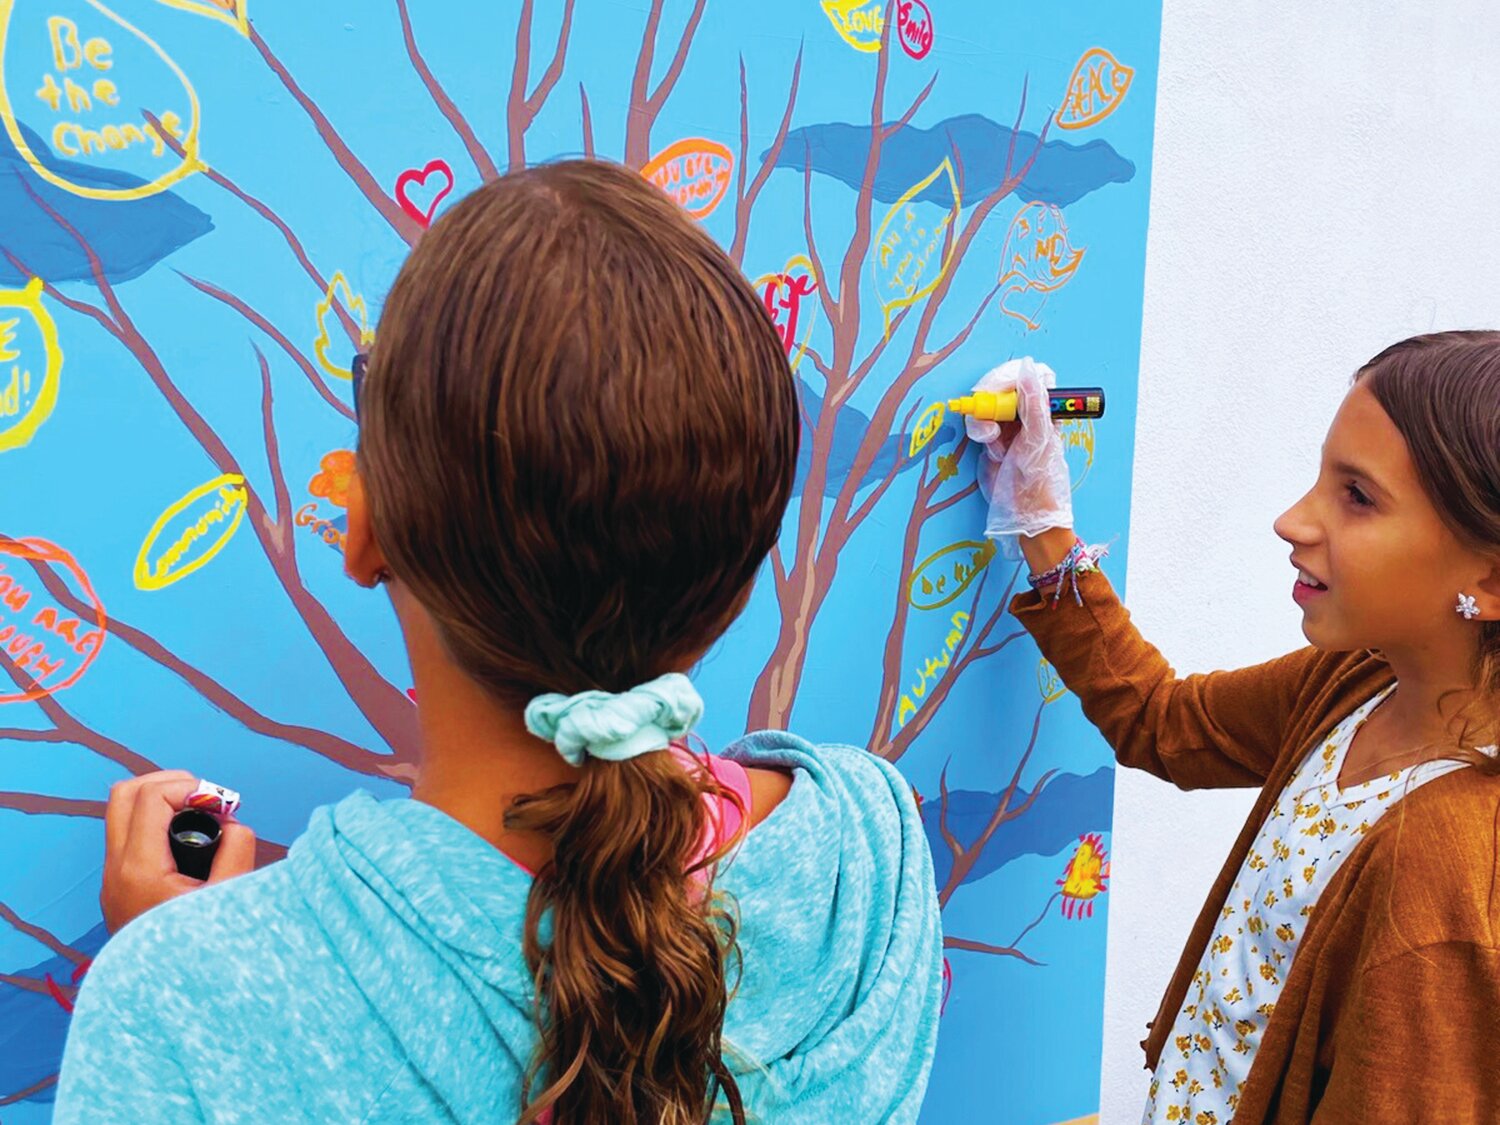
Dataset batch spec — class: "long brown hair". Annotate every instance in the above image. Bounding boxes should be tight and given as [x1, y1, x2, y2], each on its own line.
[1356, 330, 1500, 765]
[357, 160, 799, 1123]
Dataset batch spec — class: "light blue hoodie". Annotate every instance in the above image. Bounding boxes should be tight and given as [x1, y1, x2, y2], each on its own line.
[54, 734, 942, 1123]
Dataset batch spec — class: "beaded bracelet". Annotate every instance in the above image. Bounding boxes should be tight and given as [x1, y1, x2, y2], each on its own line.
[1027, 537, 1109, 607]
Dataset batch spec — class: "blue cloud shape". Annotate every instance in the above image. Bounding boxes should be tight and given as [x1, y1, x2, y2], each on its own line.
[0, 121, 213, 287]
[926, 766, 1113, 891]
[770, 113, 1135, 209]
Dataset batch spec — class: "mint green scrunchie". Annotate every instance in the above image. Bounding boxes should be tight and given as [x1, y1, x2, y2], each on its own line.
[523, 672, 704, 767]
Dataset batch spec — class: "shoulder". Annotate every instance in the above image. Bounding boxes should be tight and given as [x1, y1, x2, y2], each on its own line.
[85, 859, 319, 1008]
[722, 731, 933, 905]
[1352, 767, 1500, 961]
[726, 731, 919, 821]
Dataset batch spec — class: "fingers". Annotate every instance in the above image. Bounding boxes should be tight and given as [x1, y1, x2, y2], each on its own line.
[964, 415, 1001, 450]
[105, 770, 194, 865]
[121, 774, 204, 876]
[208, 821, 258, 883]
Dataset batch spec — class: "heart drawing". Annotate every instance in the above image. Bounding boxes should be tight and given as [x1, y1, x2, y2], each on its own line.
[395, 159, 456, 228]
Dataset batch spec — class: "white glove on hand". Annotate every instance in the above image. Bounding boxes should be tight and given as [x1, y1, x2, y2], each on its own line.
[964, 357, 1073, 540]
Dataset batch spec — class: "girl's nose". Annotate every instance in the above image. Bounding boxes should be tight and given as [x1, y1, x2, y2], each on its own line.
[1273, 490, 1319, 547]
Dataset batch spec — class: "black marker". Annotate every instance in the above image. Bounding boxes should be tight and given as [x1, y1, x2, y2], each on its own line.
[169, 808, 221, 881]
[168, 780, 240, 881]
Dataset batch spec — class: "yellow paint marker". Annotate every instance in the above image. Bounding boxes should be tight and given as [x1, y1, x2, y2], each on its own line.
[946, 386, 1106, 423]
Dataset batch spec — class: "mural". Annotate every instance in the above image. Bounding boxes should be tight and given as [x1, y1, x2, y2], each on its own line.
[0, 2, 1160, 1120]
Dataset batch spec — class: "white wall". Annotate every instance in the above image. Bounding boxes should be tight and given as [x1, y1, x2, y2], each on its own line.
[1105, 1, 1500, 1121]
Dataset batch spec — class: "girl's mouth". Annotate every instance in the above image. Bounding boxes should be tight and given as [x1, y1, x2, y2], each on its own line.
[1293, 568, 1329, 604]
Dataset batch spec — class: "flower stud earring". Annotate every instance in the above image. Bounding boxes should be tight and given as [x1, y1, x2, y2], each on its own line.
[1456, 592, 1482, 620]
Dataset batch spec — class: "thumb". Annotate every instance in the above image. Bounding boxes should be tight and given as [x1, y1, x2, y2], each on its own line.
[207, 821, 257, 882]
[1015, 359, 1055, 432]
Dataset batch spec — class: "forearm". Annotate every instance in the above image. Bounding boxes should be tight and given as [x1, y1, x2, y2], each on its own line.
[1009, 567, 1306, 788]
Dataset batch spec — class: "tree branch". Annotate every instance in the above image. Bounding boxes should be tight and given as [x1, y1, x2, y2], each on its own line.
[769, 543, 788, 602]
[396, 0, 498, 180]
[0, 1072, 58, 1106]
[944, 891, 1061, 966]
[622, 0, 708, 167]
[940, 936, 1043, 966]
[880, 70, 939, 139]
[799, 146, 840, 334]
[0, 901, 86, 966]
[144, 111, 363, 347]
[935, 761, 964, 865]
[0, 792, 105, 818]
[256, 346, 292, 531]
[0, 728, 66, 745]
[841, 397, 922, 536]
[877, 562, 1027, 762]
[953, 705, 1052, 889]
[246, 26, 422, 243]
[0, 249, 114, 333]
[927, 479, 979, 519]
[803, 345, 834, 385]
[579, 82, 594, 158]
[10, 538, 411, 783]
[523, 0, 575, 117]
[0, 648, 160, 778]
[180, 272, 354, 421]
[729, 47, 804, 266]
[506, 0, 576, 171]
[0, 971, 71, 1001]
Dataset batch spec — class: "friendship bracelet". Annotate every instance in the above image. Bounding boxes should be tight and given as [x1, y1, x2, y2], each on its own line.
[1027, 538, 1109, 607]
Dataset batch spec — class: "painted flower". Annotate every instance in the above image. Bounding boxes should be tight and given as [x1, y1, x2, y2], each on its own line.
[308, 450, 357, 509]
[1058, 832, 1110, 919]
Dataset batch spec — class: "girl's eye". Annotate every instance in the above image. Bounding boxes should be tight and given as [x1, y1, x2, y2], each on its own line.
[1345, 482, 1374, 508]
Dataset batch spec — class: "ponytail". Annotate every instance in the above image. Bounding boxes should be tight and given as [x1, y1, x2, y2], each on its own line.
[505, 752, 746, 1124]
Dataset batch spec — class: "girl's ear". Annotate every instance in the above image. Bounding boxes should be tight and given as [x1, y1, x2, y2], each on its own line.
[344, 470, 390, 588]
[1471, 557, 1500, 621]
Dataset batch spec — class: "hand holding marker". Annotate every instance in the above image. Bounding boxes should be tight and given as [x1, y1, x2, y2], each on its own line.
[101, 772, 256, 932]
[957, 357, 1090, 542]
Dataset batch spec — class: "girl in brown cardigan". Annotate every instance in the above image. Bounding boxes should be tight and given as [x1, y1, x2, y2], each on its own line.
[969, 333, 1500, 1123]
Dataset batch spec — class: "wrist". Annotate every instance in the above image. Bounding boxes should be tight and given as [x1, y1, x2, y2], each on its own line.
[1020, 527, 1076, 578]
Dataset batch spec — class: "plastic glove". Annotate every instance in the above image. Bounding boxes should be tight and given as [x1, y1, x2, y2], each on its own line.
[964, 357, 1073, 540]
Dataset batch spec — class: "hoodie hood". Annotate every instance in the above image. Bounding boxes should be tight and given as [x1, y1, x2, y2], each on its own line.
[287, 732, 941, 1122]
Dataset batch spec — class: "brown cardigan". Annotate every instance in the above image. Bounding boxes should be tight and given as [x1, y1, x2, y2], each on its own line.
[1012, 570, 1500, 1123]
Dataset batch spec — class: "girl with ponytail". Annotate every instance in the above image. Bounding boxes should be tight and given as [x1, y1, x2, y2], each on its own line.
[56, 161, 942, 1124]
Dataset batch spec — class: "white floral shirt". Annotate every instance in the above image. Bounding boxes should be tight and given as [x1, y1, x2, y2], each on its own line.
[1141, 687, 1468, 1124]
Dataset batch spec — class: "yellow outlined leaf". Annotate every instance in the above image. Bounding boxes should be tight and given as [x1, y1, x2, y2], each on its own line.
[1038, 657, 1067, 704]
[0, 279, 61, 453]
[313, 272, 373, 382]
[908, 401, 945, 458]
[820, 0, 884, 52]
[133, 473, 248, 591]
[871, 157, 961, 337]
[0, 0, 204, 200]
[907, 539, 995, 612]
